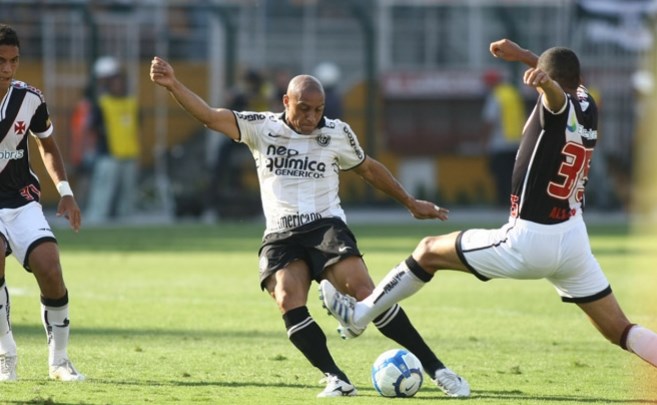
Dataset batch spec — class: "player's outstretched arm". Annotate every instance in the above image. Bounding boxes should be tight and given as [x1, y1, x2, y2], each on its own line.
[149, 56, 239, 140]
[36, 136, 81, 232]
[490, 39, 538, 68]
[523, 67, 566, 113]
[353, 157, 449, 221]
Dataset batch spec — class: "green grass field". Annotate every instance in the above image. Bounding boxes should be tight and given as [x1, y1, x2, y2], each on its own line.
[0, 218, 655, 404]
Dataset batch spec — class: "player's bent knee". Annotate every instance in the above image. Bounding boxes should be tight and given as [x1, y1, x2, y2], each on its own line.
[414, 236, 437, 258]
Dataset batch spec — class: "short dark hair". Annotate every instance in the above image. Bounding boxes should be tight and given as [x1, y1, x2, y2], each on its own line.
[537, 47, 580, 90]
[0, 24, 20, 48]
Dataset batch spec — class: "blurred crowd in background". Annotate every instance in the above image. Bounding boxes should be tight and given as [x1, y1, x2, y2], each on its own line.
[1, 0, 655, 224]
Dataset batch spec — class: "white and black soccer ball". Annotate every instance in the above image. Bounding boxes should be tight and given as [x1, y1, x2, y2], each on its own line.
[371, 348, 423, 397]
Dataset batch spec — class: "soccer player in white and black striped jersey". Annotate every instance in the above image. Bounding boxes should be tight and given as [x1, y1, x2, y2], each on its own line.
[320, 39, 657, 385]
[150, 57, 470, 397]
[0, 24, 84, 382]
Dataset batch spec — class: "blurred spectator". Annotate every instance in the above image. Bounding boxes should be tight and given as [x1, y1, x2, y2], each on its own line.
[69, 84, 96, 208]
[85, 56, 141, 224]
[579, 80, 615, 210]
[314, 62, 343, 119]
[270, 67, 293, 112]
[203, 69, 270, 222]
[481, 68, 526, 207]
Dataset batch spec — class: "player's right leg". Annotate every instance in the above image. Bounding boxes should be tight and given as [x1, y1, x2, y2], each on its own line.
[0, 278, 17, 382]
[578, 293, 657, 367]
[0, 236, 17, 382]
[264, 260, 356, 397]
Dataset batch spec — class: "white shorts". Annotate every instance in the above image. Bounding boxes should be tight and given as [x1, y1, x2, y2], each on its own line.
[456, 213, 611, 303]
[0, 202, 56, 270]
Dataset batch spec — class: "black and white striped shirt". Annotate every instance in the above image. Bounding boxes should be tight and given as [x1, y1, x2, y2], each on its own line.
[0, 80, 53, 208]
[511, 86, 598, 224]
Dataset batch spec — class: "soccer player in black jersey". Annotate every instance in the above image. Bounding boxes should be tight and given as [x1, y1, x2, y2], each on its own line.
[321, 39, 657, 383]
[0, 24, 84, 381]
[150, 56, 470, 397]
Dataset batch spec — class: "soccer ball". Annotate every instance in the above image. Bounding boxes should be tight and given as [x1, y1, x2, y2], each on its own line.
[371, 348, 423, 397]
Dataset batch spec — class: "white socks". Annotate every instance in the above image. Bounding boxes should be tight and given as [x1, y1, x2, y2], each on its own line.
[0, 282, 16, 356]
[625, 324, 657, 367]
[353, 258, 429, 327]
[41, 303, 70, 365]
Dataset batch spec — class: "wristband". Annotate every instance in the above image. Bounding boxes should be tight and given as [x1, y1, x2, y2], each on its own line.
[56, 181, 74, 197]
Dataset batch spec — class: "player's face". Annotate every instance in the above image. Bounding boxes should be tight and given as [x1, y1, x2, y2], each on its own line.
[284, 89, 325, 135]
[0, 45, 19, 89]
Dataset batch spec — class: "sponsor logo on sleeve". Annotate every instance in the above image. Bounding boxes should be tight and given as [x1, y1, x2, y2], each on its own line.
[235, 112, 267, 121]
[343, 126, 364, 159]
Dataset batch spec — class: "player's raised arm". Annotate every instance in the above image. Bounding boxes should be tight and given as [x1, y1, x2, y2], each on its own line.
[353, 156, 449, 221]
[523, 67, 566, 113]
[490, 38, 538, 68]
[149, 56, 239, 140]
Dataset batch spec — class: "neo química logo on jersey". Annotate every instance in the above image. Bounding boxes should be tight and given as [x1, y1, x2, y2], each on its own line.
[265, 145, 326, 178]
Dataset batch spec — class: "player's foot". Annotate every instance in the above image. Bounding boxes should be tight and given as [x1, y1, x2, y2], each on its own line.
[433, 367, 470, 397]
[49, 358, 85, 382]
[0, 354, 17, 381]
[317, 373, 357, 397]
[318, 280, 365, 339]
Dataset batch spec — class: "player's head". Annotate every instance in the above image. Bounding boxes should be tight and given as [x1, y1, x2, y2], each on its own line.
[537, 47, 580, 91]
[283, 75, 325, 135]
[0, 25, 19, 48]
[0, 25, 20, 88]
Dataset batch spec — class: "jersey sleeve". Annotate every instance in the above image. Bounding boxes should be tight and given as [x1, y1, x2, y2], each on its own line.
[233, 110, 269, 149]
[540, 91, 568, 116]
[29, 102, 54, 138]
[336, 122, 365, 170]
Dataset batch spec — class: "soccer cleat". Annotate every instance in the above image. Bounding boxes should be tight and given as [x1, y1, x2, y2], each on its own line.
[0, 354, 17, 381]
[318, 280, 365, 339]
[49, 358, 85, 382]
[317, 373, 357, 397]
[433, 367, 470, 397]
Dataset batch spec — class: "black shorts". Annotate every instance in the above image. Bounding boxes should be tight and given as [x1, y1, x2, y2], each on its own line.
[258, 217, 362, 290]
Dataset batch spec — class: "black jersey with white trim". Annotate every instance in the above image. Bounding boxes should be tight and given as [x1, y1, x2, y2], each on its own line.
[234, 111, 366, 236]
[0, 80, 53, 208]
[510, 86, 598, 224]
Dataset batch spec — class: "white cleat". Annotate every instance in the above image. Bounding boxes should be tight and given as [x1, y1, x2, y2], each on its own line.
[0, 354, 17, 381]
[318, 280, 365, 339]
[49, 359, 85, 382]
[317, 373, 357, 397]
[433, 367, 470, 397]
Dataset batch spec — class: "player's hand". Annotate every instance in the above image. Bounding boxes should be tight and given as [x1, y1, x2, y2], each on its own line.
[523, 67, 550, 88]
[150, 56, 176, 89]
[408, 199, 449, 221]
[56, 196, 81, 232]
[490, 38, 524, 61]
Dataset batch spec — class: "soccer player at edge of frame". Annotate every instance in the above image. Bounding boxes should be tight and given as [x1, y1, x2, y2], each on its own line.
[149, 57, 472, 398]
[319, 38, 657, 381]
[0, 24, 85, 382]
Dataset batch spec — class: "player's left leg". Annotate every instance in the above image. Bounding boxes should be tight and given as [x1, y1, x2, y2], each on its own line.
[324, 256, 470, 397]
[323, 231, 465, 330]
[28, 242, 85, 381]
[578, 293, 657, 367]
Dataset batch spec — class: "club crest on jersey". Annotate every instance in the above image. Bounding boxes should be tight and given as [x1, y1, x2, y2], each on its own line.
[14, 121, 26, 135]
[316, 133, 331, 147]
